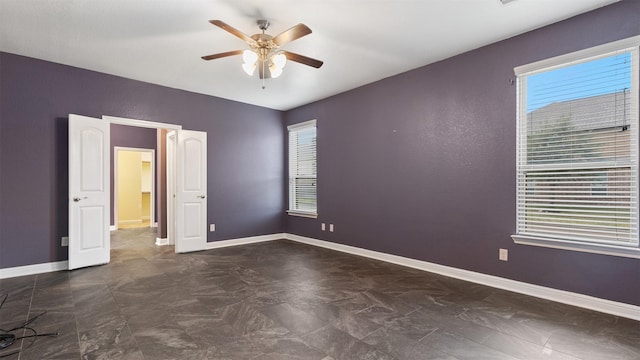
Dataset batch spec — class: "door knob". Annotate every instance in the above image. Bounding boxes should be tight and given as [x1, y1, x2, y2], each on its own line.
[198, 195, 206, 199]
[73, 197, 87, 202]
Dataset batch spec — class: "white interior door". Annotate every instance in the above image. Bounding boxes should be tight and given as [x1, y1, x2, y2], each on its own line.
[175, 130, 207, 253]
[68, 114, 110, 270]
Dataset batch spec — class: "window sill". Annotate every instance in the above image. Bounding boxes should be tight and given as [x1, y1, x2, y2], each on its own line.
[287, 210, 318, 219]
[511, 235, 640, 259]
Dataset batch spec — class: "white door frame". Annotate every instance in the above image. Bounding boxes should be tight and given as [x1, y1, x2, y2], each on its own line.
[105, 116, 182, 132]
[105, 116, 181, 234]
[114, 147, 156, 230]
[166, 131, 177, 245]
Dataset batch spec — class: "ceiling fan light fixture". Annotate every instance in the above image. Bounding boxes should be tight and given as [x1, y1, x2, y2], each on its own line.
[242, 50, 258, 65]
[242, 62, 256, 76]
[272, 53, 287, 69]
[269, 63, 283, 78]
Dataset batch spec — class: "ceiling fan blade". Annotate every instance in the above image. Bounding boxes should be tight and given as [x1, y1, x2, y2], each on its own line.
[283, 51, 324, 68]
[272, 23, 312, 47]
[201, 50, 243, 61]
[209, 20, 258, 46]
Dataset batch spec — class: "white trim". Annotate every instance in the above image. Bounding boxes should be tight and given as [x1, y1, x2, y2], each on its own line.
[156, 237, 169, 246]
[514, 35, 640, 75]
[103, 115, 182, 130]
[152, 222, 158, 228]
[166, 131, 177, 247]
[286, 210, 318, 219]
[285, 234, 640, 321]
[0, 261, 69, 279]
[204, 233, 286, 250]
[287, 119, 316, 131]
[288, 119, 318, 215]
[512, 235, 640, 259]
[110, 225, 117, 231]
[117, 219, 143, 225]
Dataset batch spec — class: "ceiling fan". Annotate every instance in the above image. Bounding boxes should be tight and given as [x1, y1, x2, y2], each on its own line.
[201, 20, 323, 80]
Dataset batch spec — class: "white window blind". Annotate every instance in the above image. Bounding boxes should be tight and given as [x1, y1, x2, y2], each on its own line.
[288, 120, 317, 217]
[514, 39, 639, 256]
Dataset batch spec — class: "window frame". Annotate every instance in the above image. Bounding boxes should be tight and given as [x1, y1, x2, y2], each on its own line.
[512, 36, 640, 259]
[287, 119, 318, 218]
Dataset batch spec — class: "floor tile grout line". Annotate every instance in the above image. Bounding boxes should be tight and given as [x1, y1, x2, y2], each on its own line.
[15, 275, 38, 360]
[69, 273, 91, 360]
[66, 278, 81, 360]
[437, 329, 522, 360]
[416, 328, 439, 343]
[453, 306, 560, 350]
[109, 284, 148, 360]
[477, 328, 584, 360]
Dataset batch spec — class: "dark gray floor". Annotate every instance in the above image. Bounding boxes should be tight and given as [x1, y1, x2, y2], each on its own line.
[0, 228, 638, 359]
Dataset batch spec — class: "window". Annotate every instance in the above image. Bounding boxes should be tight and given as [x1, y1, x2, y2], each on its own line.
[288, 120, 317, 218]
[513, 37, 639, 258]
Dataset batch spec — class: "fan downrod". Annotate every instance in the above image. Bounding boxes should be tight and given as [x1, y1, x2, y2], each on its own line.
[257, 20, 270, 32]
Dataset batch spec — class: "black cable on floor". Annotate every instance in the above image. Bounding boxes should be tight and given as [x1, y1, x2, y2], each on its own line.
[0, 293, 59, 358]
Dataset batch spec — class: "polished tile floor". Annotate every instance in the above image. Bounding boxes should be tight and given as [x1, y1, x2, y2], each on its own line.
[0, 228, 638, 359]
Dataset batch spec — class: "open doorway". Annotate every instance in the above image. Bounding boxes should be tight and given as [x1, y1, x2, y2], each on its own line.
[109, 121, 176, 246]
[114, 147, 155, 229]
[68, 114, 207, 270]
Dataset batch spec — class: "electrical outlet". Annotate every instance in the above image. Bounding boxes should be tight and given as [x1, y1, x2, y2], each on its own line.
[329, 224, 334, 232]
[499, 248, 508, 261]
[210, 224, 216, 232]
[61, 237, 69, 247]
[321, 223, 326, 231]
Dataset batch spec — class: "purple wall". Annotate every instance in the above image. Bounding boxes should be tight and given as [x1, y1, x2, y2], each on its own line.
[285, 0, 640, 306]
[0, 53, 284, 269]
[110, 124, 158, 227]
[0, 0, 638, 307]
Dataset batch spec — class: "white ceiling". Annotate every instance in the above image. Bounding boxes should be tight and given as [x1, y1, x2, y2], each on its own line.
[0, 0, 619, 111]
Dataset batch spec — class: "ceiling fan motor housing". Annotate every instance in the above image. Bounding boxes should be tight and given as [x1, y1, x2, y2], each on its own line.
[250, 33, 278, 61]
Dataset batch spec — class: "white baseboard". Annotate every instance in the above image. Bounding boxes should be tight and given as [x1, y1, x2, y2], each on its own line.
[285, 234, 640, 321]
[152, 222, 158, 228]
[118, 220, 142, 225]
[155, 237, 169, 246]
[2, 232, 636, 321]
[0, 261, 68, 279]
[204, 233, 286, 250]
[110, 225, 117, 231]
